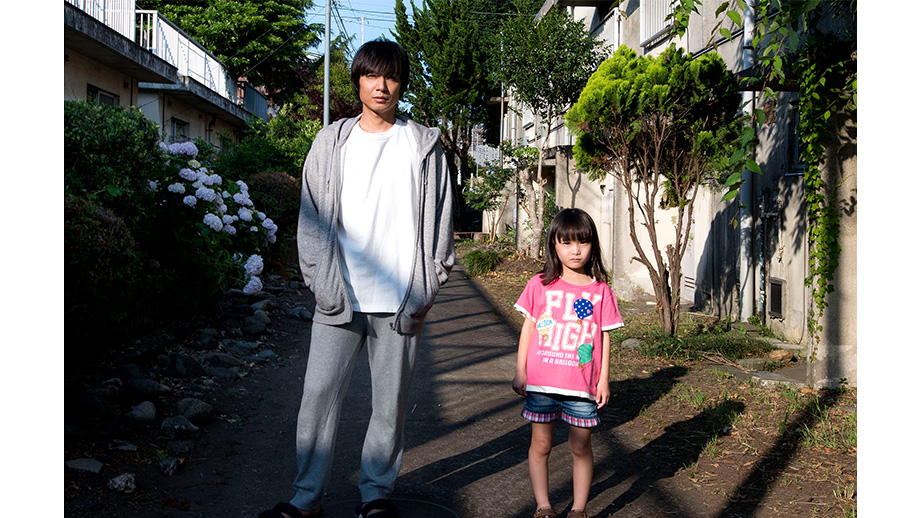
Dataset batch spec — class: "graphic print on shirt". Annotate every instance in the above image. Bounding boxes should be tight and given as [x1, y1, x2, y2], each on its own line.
[532, 291, 602, 369]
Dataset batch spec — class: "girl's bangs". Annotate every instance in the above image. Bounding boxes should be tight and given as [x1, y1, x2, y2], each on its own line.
[554, 218, 593, 243]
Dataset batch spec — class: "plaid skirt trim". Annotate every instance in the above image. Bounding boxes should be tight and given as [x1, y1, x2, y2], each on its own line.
[521, 408, 599, 428]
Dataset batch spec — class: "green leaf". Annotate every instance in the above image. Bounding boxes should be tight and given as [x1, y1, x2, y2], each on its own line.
[720, 27, 733, 40]
[722, 188, 739, 202]
[745, 160, 761, 174]
[725, 171, 742, 186]
[726, 10, 742, 27]
[105, 185, 123, 197]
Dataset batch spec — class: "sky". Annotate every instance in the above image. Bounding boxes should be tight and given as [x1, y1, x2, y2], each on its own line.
[305, 0, 406, 56]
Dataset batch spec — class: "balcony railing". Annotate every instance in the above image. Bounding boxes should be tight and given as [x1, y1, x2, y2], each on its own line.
[136, 10, 236, 102]
[66, 0, 136, 40]
[640, 0, 673, 48]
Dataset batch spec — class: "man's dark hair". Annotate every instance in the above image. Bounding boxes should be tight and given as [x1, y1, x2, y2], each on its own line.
[350, 39, 410, 99]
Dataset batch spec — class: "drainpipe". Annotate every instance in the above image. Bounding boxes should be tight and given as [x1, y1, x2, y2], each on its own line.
[739, 1, 757, 321]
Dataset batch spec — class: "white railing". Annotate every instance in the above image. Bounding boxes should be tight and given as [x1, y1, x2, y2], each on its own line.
[640, 0, 673, 47]
[66, 0, 136, 40]
[136, 11, 236, 101]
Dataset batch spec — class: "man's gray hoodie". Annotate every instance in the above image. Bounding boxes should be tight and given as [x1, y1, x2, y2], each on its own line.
[297, 115, 455, 335]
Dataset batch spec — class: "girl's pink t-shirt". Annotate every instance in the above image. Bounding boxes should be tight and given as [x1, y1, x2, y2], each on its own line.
[515, 274, 624, 399]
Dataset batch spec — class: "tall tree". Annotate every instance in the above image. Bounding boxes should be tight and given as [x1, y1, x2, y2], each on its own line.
[393, 0, 506, 220]
[566, 46, 743, 335]
[292, 35, 362, 123]
[140, 0, 321, 104]
[497, 0, 605, 258]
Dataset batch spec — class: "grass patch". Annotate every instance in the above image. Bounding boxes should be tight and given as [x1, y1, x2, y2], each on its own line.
[461, 247, 507, 277]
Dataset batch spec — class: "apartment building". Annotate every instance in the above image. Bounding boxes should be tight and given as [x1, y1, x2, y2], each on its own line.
[64, 0, 267, 149]
[496, 0, 856, 388]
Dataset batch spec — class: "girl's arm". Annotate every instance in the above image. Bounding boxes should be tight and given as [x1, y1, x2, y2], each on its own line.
[512, 318, 536, 396]
[596, 330, 611, 409]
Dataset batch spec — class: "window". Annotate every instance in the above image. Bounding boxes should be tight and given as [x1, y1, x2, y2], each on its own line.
[171, 118, 190, 143]
[787, 100, 806, 175]
[87, 84, 119, 106]
[768, 278, 785, 319]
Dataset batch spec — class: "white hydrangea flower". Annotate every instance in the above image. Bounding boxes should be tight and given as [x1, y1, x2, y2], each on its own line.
[223, 224, 237, 235]
[188, 159, 201, 169]
[244, 254, 264, 276]
[238, 207, 253, 221]
[168, 182, 185, 194]
[203, 213, 223, 231]
[209, 174, 222, 186]
[196, 186, 218, 202]
[222, 190, 231, 199]
[183, 195, 197, 207]
[243, 276, 263, 295]
[179, 168, 197, 181]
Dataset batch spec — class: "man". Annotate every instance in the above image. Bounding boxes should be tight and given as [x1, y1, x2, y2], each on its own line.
[259, 40, 454, 518]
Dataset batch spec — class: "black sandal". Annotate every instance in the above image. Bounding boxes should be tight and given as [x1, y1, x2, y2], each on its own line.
[354, 499, 399, 518]
[259, 502, 324, 518]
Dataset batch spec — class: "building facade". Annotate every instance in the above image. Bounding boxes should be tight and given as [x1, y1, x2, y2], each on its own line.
[64, 0, 267, 149]
[494, 0, 856, 388]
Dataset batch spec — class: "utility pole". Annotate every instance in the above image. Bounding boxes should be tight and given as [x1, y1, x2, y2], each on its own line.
[323, 0, 331, 126]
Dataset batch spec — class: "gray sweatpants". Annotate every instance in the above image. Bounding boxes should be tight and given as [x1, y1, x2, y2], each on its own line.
[290, 313, 420, 511]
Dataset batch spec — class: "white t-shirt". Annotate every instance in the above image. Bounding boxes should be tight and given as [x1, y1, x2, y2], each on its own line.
[337, 119, 419, 312]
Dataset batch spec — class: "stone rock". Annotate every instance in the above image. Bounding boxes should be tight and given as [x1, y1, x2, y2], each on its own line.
[200, 327, 220, 338]
[767, 349, 796, 363]
[159, 457, 181, 476]
[107, 473, 136, 493]
[242, 319, 267, 336]
[207, 366, 239, 380]
[167, 352, 204, 378]
[620, 338, 643, 349]
[253, 310, 272, 325]
[66, 458, 104, 473]
[205, 352, 244, 368]
[161, 415, 200, 438]
[126, 378, 170, 396]
[116, 364, 148, 380]
[176, 398, 213, 424]
[256, 350, 276, 360]
[167, 440, 192, 455]
[85, 378, 123, 399]
[230, 340, 260, 351]
[79, 393, 113, 416]
[738, 358, 769, 371]
[109, 440, 138, 451]
[251, 299, 274, 312]
[189, 335, 218, 351]
[291, 306, 314, 322]
[125, 401, 157, 422]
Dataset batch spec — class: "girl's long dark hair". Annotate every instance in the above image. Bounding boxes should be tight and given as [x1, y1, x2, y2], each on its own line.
[540, 208, 608, 285]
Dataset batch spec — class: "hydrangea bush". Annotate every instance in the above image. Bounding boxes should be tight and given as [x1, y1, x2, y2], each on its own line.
[156, 141, 279, 295]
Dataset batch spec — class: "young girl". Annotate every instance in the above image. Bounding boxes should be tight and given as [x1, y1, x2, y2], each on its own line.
[512, 208, 624, 518]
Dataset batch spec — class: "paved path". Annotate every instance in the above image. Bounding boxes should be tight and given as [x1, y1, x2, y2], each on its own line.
[301, 268, 701, 518]
[163, 268, 703, 518]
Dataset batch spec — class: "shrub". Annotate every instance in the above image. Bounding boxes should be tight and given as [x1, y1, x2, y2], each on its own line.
[64, 100, 279, 351]
[64, 194, 150, 347]
[247, 171, 301, 239]
[463, 248, 505, 277]
[64, 100, 169, 230]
